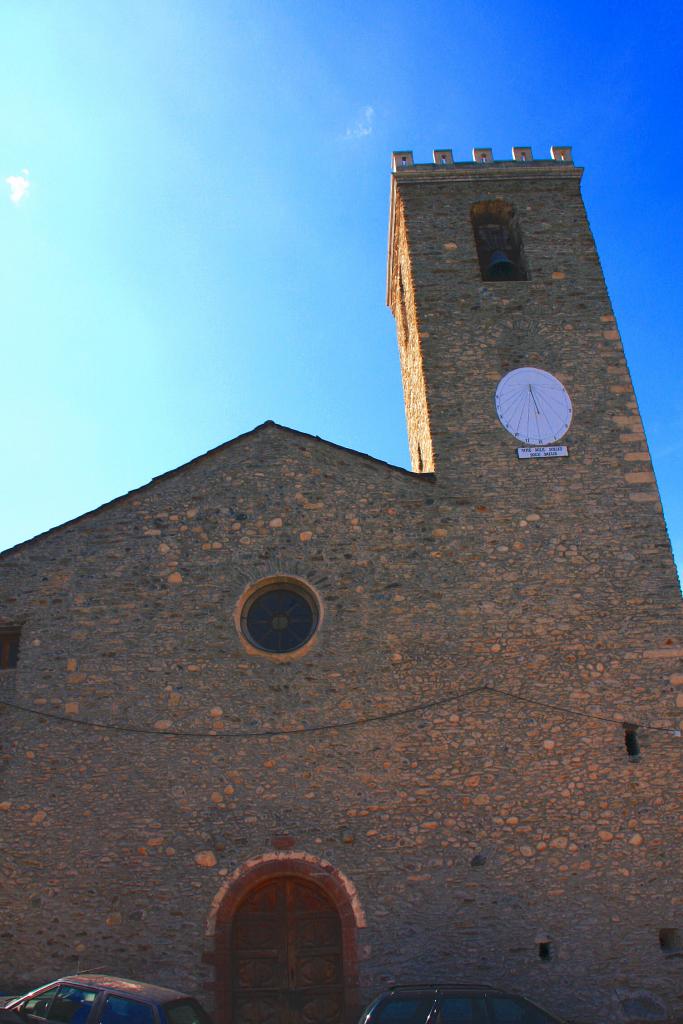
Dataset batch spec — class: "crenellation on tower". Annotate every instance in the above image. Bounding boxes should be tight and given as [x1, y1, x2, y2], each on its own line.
[550, 144, 573, 162]
[390, 144, 574, 169]
[390, 150, 414, 170]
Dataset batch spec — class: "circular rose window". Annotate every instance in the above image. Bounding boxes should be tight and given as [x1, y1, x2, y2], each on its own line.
[241, 582, 319, 654]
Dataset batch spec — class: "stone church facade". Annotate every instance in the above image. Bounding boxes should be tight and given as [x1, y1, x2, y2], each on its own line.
[1, 147, 682, 1024]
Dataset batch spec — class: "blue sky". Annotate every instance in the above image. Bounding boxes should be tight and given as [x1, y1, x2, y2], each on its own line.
[1, 0, 681, 579]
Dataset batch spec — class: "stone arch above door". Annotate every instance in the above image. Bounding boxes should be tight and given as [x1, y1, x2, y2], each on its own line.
[206, 853, 365, 1024]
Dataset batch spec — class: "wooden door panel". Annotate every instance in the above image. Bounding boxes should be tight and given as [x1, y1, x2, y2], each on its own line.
[231, 877, 345, 1024]
[295, 954, 342, 987]
[293, 994, 344, 1024]
[292, 913, 341, 950]
[233, 995, 285, 1024]
[234, 915, 286, 951]
[288, 882, 333, 914]
[235, 954, 287, 990]
[240, 882, 282, 913]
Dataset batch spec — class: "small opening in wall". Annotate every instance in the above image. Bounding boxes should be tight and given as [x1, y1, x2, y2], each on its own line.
[471, 199, 528, 282]
[659, 929, 682, 957]
[0, 627, 21, 670]
[538, 942, 552, 962]
[624, 724, 640, 761]
[417, 446, 423, 472]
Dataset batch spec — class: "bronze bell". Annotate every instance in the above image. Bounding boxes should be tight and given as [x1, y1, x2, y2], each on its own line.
[486, 249, 517, 280]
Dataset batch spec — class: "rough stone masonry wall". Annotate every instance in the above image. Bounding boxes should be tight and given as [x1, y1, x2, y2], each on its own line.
[385, 159, 683, 1021]
[0, 157, 681, 1024]
[0, 421, 681, 1024]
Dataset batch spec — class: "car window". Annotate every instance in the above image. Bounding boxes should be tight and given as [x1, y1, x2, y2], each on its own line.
[374, 997, 435, 1024]
[487, 998, 558, 1024]
[98, 998, 154, 1024]
[438, 996, 487, 1024]
[163, 1001, 211, 1024]
[22, 988, 60, 1019]
[47, 987, 98, 1024]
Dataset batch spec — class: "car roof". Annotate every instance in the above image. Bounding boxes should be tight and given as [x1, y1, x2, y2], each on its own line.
[378, 988, 564, 1022]
[56, 976, 192, 1003]
[385, 986, 507, 994]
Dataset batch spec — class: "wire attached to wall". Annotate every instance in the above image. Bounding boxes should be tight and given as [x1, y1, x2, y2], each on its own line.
[486, 684, 681, 734]
[0, 684, 488, 739]
[0, 682, 679, 740]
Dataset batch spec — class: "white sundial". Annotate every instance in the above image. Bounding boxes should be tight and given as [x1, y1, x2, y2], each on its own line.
[495, 367, 573, 445]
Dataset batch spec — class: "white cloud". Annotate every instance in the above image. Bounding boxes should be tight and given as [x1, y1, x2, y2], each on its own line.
[344, 106, 374, 141]
[6, 170, 30, 204]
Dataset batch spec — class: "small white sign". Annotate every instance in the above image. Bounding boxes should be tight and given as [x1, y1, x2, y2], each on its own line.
[517, 445, 569, 460]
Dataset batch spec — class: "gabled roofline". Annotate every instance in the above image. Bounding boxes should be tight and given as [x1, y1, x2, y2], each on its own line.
[0, 421, 434, 559]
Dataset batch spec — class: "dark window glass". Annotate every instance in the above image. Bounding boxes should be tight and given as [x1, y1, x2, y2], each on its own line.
[244, 586, 317, 653]
[99, 997, 154, 1024]
[47, 987, 97, 1024]
[488, 998, 557, 1024]
[163, 1002, 212, 1024]
[438, 997, 485, 1024]
[23, 987, 60, 1019]
[375, 998, 433, 1024]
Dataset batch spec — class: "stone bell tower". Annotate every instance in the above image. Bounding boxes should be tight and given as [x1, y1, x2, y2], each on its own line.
[388, 147, 616, 470]
[385, 147, 683, 1022]
[386, 143, 680, 593]
[387, 146, 589, 478]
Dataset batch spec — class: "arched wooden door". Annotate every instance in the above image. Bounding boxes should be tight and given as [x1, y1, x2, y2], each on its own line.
[231, 876, 345, 1024]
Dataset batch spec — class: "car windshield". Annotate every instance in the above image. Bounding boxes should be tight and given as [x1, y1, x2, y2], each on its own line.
[373, 997, 434, 1024]
[35, 987, 97, 1024]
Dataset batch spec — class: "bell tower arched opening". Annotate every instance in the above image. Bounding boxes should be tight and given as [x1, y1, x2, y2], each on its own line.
[470, 198, 528, 281]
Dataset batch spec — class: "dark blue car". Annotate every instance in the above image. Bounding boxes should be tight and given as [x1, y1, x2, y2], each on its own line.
[2, 975, 212, 1024]
[359, 985, 565, 1024]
